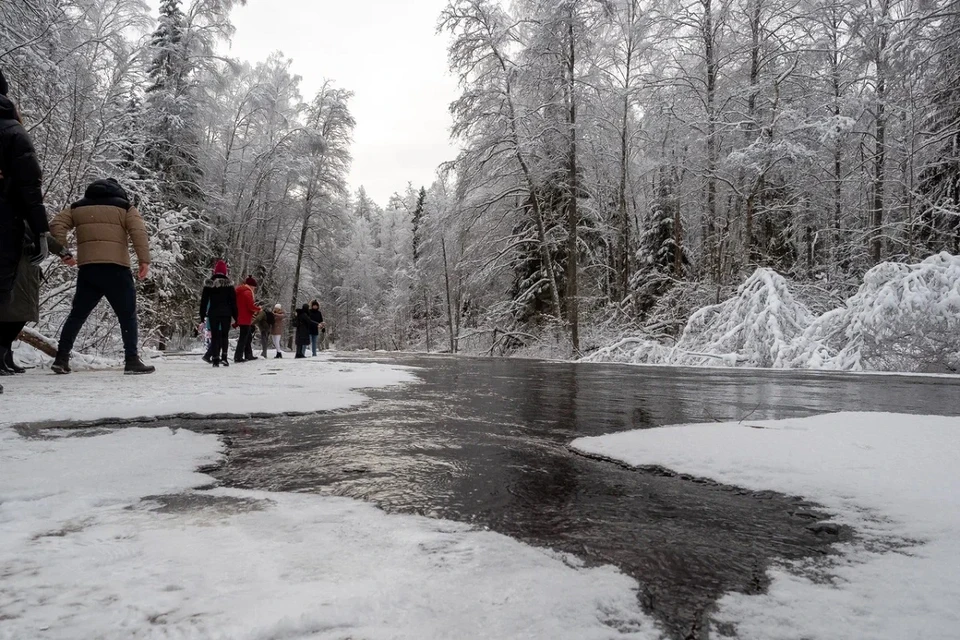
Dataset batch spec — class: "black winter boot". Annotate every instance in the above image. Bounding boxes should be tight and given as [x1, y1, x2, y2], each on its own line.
[4, 347, 26, 374]
[124, 355, 156, 375]
[51, 354, 71, 375]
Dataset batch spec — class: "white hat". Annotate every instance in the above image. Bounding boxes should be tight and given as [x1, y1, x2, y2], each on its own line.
[274, 304, 282, 310]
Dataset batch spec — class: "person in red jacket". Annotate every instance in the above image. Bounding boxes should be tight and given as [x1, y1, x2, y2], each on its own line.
[234, 276, 261, 363]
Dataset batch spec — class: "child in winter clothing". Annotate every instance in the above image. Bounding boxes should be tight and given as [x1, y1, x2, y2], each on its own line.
[199, 260, 238, 367]
[270, 304, 286, 357]
[253, 306, 274, 358]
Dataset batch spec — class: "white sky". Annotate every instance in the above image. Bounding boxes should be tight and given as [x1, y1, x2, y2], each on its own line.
[152, 0, 461, 206]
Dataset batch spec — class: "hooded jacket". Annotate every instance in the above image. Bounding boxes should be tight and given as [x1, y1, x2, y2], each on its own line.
[49, 179, 151, 268]
[308, 304, 324, 336]
[0, 90, 48, 241]
[295, 306, 314, 346]
[234, 283, 259, 325]
[200, 274, 238, 321]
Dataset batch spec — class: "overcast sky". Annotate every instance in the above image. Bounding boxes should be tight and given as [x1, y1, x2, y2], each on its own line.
[159, 0, 461, 206]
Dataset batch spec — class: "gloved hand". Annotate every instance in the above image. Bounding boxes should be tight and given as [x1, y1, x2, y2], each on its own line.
[27, 233, 50, 266]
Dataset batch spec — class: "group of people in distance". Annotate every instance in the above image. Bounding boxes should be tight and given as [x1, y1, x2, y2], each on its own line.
[199, 260, 327, 368]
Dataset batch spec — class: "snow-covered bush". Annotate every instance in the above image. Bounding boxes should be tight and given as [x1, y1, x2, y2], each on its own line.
[585, 253, 960, 373]
[791, 253, 960, 372]
[671, 268, 813, 367]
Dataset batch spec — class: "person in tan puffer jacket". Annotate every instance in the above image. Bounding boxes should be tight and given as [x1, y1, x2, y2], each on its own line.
[49, 178, 154, 375]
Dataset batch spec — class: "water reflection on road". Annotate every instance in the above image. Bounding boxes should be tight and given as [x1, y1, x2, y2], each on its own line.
[192, 355, 960, 638]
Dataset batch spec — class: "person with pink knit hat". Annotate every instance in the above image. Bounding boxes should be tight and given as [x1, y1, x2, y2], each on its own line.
[199, 259, 237, 367]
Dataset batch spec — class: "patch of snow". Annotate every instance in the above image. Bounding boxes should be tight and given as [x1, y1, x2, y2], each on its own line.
[0, 428, 661, 639]
[571, 412, 960, 639]
[0, 355, 418, 427]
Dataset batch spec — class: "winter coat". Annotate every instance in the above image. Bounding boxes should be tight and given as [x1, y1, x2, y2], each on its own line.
[308, 308, 324, 336]
[1, 94, 48, 301]
[294, 308, 313, 346]
[271, 310, 286, 336]
[199, 274, 238, 322]
[49, 180, 151, 268]
[0, 233, 66, 323]
[234, 283, 259, 325]
[0, 94, 48, 242]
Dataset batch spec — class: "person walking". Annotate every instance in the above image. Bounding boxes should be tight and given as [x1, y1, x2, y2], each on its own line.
[308, 300, 324, 356]
[0, 69, 71, 391]
[49, 178, 154, 375]
[199, 260, 237, 367]
[270, 303, 286, 358]
[233, 276, 260, 363]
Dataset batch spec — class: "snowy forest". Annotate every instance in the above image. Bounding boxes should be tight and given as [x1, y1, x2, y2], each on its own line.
[3, 0, 960, 370]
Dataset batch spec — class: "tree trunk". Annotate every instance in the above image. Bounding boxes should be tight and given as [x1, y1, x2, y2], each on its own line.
[703, 0, 719, 280]
[871, 0, 889, 264]
[441, 237, 456, 354]
[290, 202, 311, 330]
[565, 11, 580, 354]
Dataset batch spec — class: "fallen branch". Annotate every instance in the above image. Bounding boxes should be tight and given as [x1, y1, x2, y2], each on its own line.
[17, 327, 57, 358]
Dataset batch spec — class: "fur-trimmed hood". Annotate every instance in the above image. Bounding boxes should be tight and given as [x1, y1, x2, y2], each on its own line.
[204, 275, 235, 288]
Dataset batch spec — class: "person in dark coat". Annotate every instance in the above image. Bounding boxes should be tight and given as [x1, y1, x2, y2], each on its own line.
[294, 303, 314, 359]
[0, 69, 51, 309]
[308, 299, 325, 356]
[0, 69, 71, 392]
[199, 260, 238, 367]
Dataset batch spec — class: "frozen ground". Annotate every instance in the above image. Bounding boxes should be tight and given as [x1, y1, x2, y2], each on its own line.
[0, 355, 662, 639]
[0, 354, 418, 427]
[572, 412, 960, 640]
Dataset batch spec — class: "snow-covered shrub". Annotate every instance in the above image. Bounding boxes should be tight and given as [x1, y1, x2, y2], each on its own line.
[671, 268, 813, 367]
[580, 337, 673, 364]
[791, 252, 960, 372]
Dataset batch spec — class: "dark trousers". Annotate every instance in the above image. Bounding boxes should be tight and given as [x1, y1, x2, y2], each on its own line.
[208, 316, 231, 363]
[58, 264, 138, 358]
[0, 321, 26, 348]
[234, 324, 255, 361]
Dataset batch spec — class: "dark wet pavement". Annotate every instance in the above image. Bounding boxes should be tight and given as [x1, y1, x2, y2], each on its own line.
[148, 356, 960, 638]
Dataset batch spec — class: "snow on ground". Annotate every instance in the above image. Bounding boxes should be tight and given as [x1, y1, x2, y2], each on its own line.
[0, 354, 418, 427]
[0, 427, 660, 639]
[571, 412, 960, 640]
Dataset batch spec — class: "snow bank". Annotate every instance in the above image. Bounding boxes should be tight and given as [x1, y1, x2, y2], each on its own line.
[586, 252, 960, 372]
[571, 412, 960, 639]
[0, 355, 418, 427]
[0, 427, 660, 639]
